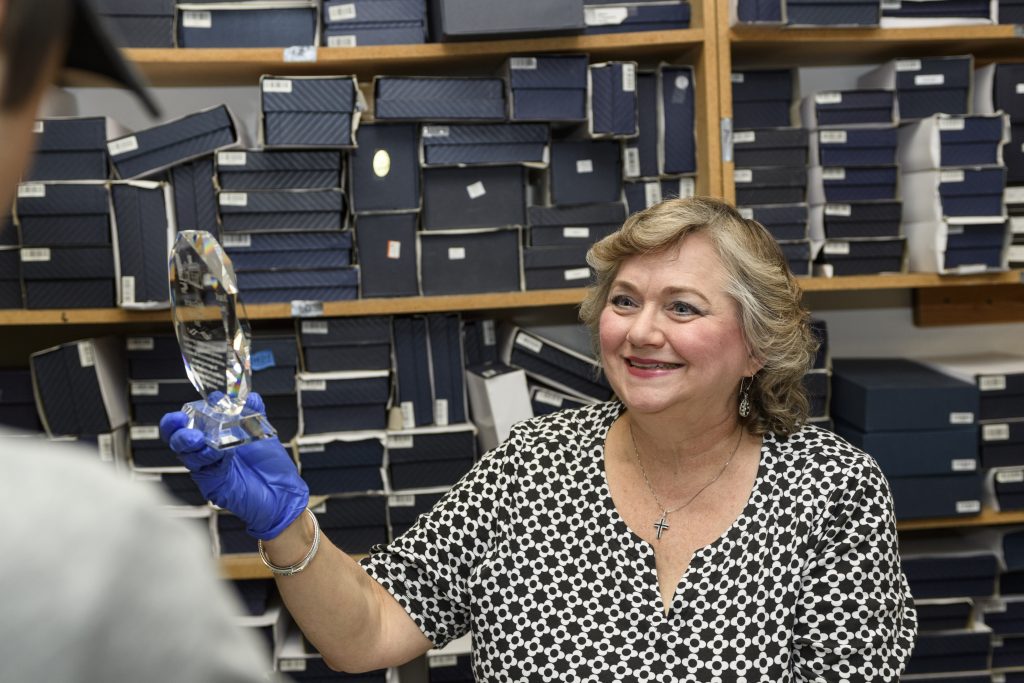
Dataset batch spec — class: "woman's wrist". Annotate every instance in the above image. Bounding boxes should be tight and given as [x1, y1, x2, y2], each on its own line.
[260, 508, 317, 568]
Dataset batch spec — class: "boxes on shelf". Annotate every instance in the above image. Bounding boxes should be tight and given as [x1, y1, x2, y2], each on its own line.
[427, 0, 584, 41]
[30, 338, 128, 437]
[527, 202, 625, 246]
[313, 495, 389, 554]
[733, 0, 784, 23]
[734, 166, 807, 206]
[107, 104, 239, 179]
[503, 326, 612, 402]
[374, 76, 507, 121]
[386, 423, 477, 490]
[738, 203, 808, 242]
[549, 140, 623, 206]
[462, 319, 499, 367]
[582, 0, 691, 33]
[658, 65, 697, 175]
[418, 228, 522, 295]
[915, 599, 974, 632]
[128, 379, 194, 425]
[298, 370, 390, 435]
[898, 113, 1010, 171]
[296, 432, 387, 495]
[507, 54, 588, 122]
[349, 123, 421, 214]
[110, 180, 176, 309]
[587, 62, 639, 138]
[799, 89, 897, 129]
[299, 316, 392, 374]
[420, 123, 549, 167]
[881, 0, 994, 25]
[785, 0, 880, 26]
[0, 369, 42, 432]
[321, 0, 427, 47]
[388, 490, 444, 539]
[529, 384, 593, 416]
[623, 70, 659, 179]
[354, 213, 420, 298]
[129, 423, 180, 470]
[260, 76, 363, 148]
[802, 369, 830, 418]
[124, 334, 183, 381]
[422, 165, 525, 230]
[218, 188, 347, 233]
[176, 1, 319, 48]
[464, 363, 532, 453]
[732, 128, 808, 168]
[809, 200, 902, 240]
[96, 0, 175, 48]
[921, 353, 1024, 421]
[815, 237, 906, 276]
[903, 219, 1009, 274]
[858, 55, 973, 121]
[731, 69, 794, 130]
[901, 536, 999, 599]
[778, 240, 812, 276]
[623, 177, 696, 215]
[216, 149, 343, 190]
[15, 181, 110, 246]
[19, 244, 116, 309]
[393, 314, 467, 428]
[903, 625, 992, 676]
[238, 267, 359, 305]
[902, 167, 1007, 223]
[522, 243, 593, 290]
[170, 156, 218, 232]
[0, 249, 22, 309]
[808, 165, 899, 204]
[26, 116, 116, 181]
[809, 126, 899, 167]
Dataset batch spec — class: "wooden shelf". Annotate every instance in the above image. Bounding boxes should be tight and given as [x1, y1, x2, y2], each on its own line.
[1, 272, 1020, 326]
[730, 23, 1024, 67]
[220, 553, 367, 580]
[75, 30, 708, 86]
[898, 507, 1024, 532]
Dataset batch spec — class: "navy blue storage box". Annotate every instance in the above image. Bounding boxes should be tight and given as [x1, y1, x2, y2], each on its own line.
[387, 425, 477, 489]
[836, 421, 978, 478]
[110, 182, 173, 307]
[939, 115, 1008, 167]
[419, 228, 522, 295]
[589, 62, 638, 138]
[623, 70, 659, 179]
[349, 124, 420, 214]
[393, 315, 434, 427]
[734, 166, 806, 206]
[15, 182, 110, 246]
[298, 437, 385, 495]
[741, 204, 808, 242]
[506, 327, 612, 402]
[821, 200, 902, 239]
[321, 0, 426, 47]
[902, 551, 998, 599]
[814, 127, 898, 167]
[819, 165, 898, 202]
[904, 630, 992, 675]
[314, 495, 389, 554]
[238, 267, 359, 305]
[659, 66, 696, 175]
[374, 77, 506, 121]
[355, 212, 420, 298]
[550, 140, 622, 206]
[26, 117, 109, 181]
[421, 123, 548, 166]
[732, 69, 793, 129]
[176, 2, 318, 48]
[428, 0, 584, 41]
[786, 0, 880, 25]
[508, 54, 588, 122]
[216, 149, 342, 190]
[895, 56, 973, 120]
[939, 167, 1006, 219]
[818, 237, 905, 276]
[527, 202, 625, 246]
[261, 76, 360, 148]
[171, 156, 218, 232]
[732, 128, 808, 168]
[218, 189, 346, 233]
[583, 0, 690, 33]
[300, 316, 393, 373]
[804, 89, 896, 128]
[97, 0, 175, 48]
[422, 166, 525, 230]
[299, 372, 390, 434]
[523, 244, 592, 290]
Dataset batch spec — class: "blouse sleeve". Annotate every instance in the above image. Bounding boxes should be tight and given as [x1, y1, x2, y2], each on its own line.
[359, 423, 522, 648]
[791, 454, 918, 681]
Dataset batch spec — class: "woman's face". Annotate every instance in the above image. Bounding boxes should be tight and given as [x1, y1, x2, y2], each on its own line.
[598, 231, 760, 422]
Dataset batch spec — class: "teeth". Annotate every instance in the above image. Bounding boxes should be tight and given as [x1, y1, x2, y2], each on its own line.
[628, 359, 680, 370]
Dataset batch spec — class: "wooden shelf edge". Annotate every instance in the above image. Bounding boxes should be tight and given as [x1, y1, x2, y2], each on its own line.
[1, 272, 1020, 325]
[730, 23, 1021, 43]
[898, 508, 1024, 532]
[219, 553, 367, 580]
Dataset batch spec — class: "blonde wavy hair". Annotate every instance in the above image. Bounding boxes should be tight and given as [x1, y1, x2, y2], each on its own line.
[579, 196, 817, 436]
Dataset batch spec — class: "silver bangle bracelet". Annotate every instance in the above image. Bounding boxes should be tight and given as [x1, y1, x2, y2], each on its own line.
[258, 508, 321, 577]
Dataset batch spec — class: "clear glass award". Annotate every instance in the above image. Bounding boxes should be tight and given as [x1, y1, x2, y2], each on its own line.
[168, 230, 276, 449]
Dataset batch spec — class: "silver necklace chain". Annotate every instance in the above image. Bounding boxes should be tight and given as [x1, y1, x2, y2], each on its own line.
[629, 422, 743, 540]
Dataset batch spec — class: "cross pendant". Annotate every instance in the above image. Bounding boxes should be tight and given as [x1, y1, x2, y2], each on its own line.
[653, 513, 670, 540]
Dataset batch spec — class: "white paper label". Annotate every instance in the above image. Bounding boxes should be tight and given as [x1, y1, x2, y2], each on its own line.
[815, 92, 843, 105]
[510, 57, 538, 70]
[78, 342, 94, 368]
[822, 168, 846, 180]
[997, 470, 1024, 484]
[674, 74, 689, 91]
[482, 320, 496, 347]
[389, 494, 416, 507]
[731, 73, 745, 84]
[515, 333, 543, 354]
[448, 247, 466, 260]
[221, 234, 251, 248]
[825, 204, 852, 217]
[980, 375, 1007, 391]
[97, 434, 113, 462]
[576, 159, 594, 174]
[219, 192, 248, 207]
[400, 401, 415, 429]
[17, 183, 45, 198]
[824, 241, 851, 255]
[733, 169, 752, 183]
[328, 3, 357, 21]
[644, 181, 662, 208]
[32, 121, 44, 134]
[1017, 83, 1024, 95]
[434, 399, 449, 427]
[387, 435, 413, 449]
[738, 207, 754, 219]
[181, 10, 212, 28]
[298, 444, 325, 454]
[301, 321, 328, 335]
[820, 131, 847, 144]
[422, 125, 450, 138]
[262, 79, 293, 94]
[622, 63, 636, 92]
[386, 240, 402, 259]
[949, 411, 975, 425]
[126, 337, 154, 351]
[429, 656, 459, 668]
[983, 424, 1011, 441]
[130, 382, 160, 397]
[108, 136, 139, 156]
[956, 500, 982, 513]
[217, 151, 247, 166]
[121, 275, 135, 305]
[1007, 186, 1024, 204]
[915, 74, 945, 86]
[298, 379, 326, 391]
[881, 0, 901, 9]
[564, 267, 591, 281]
[584, 7, 628, 25]
[20, 247, 50, 262]
[896, 59, 922, 72]
[533, 389, 563, 407]
[328, 35, 357, 48]
[952, 458, 977, 472]
[939, 117, 966, 131]
[733, 131, 756, 144]
[623, 147, 641, 178]
[283, 46, 317, 63]
[278, 659, 307, 673]
[941, 170, 965, 183]
[563, 227, 590, 239]
[131, 426, 159, 441]
[466, 181, 486, 199]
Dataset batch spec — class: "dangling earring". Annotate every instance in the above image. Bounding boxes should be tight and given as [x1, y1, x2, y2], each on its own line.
[738, 377, 751, 418]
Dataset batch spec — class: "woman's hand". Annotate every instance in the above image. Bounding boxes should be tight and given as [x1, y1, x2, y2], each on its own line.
[159, 392, 309, 540]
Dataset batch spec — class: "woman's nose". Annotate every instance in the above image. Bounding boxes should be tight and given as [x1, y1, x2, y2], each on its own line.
[625, 307, 664, 347]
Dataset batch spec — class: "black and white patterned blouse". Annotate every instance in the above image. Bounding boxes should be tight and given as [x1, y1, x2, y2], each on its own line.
[362, 401, 917, 681]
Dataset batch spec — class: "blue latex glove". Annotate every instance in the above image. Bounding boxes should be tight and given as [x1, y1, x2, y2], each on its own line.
[159, 392, 309, 540]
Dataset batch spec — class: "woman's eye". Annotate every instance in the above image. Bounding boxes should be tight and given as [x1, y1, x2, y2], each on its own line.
[610, 294, 635, 308]
[671, 301, 700, 316]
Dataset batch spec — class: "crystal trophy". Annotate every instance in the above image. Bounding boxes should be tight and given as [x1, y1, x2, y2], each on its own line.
[168, 230, 276, 449]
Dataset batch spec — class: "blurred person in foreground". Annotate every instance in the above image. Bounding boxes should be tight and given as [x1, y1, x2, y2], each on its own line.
[164, 195, 918, 679]
[0, 1, 275, 680]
